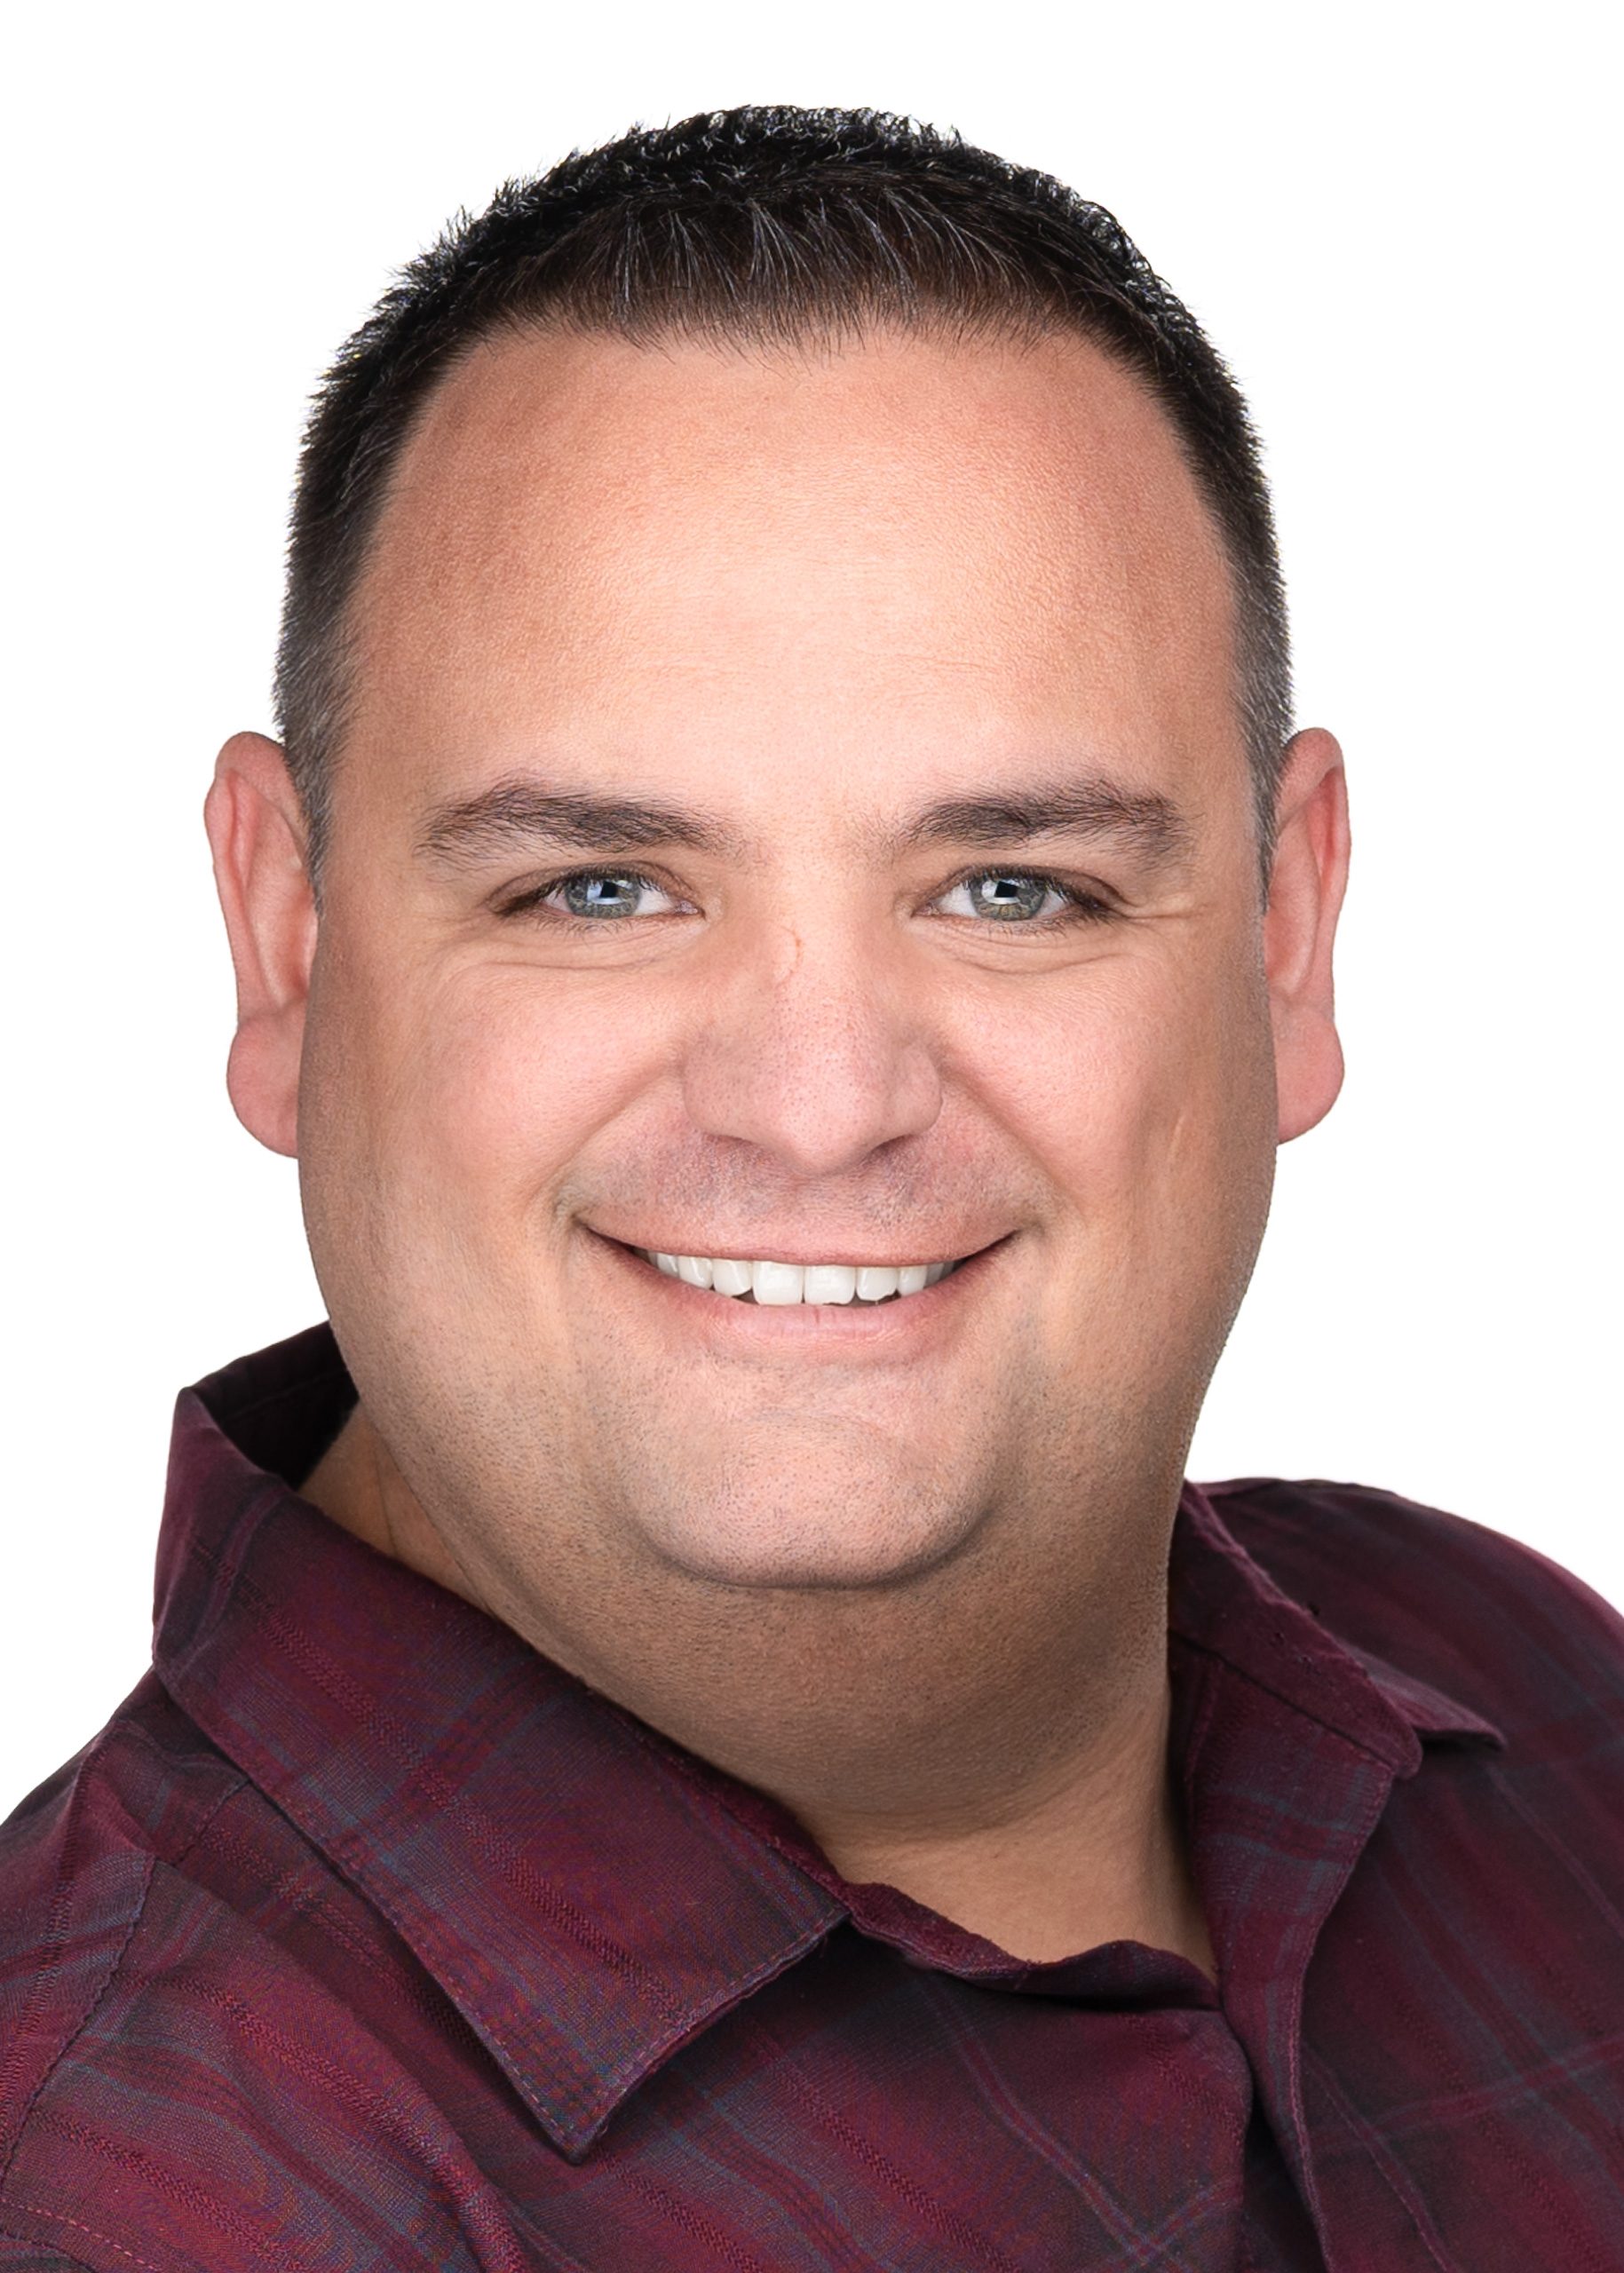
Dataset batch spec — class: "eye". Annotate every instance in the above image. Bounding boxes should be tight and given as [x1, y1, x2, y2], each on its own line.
[506, 868, 686, 922]
[932, 870, 1111, 924]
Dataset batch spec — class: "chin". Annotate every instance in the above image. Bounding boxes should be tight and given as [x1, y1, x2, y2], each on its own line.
[629, 1454, 989, 1593]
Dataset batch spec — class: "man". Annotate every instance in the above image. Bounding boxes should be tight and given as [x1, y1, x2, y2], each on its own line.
[1, 104, 1619, 2272]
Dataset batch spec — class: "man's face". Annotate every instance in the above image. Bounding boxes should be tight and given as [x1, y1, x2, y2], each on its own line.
[254, 327, 1334, 1646]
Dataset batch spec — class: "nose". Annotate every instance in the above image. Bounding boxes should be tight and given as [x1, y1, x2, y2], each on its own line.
[679, 917, 944, 1178]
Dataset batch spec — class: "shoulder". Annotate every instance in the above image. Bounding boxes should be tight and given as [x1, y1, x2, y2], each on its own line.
[0, 1682, 501, 2268]
[0, 1676, 246, 2158]
[1206, 1474, 1624, 1747]
[0, 1682, 242, 2261]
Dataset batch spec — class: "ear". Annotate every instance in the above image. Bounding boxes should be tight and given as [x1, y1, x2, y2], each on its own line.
[1265, 726, 1351, 1143]
[203, 732, 317, 1158]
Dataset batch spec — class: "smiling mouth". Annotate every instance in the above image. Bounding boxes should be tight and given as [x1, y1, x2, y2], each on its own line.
[634, 1249, 965, 1306]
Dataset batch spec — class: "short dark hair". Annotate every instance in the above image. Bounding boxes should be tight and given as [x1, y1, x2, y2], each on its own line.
[275, 106, 1292, 885]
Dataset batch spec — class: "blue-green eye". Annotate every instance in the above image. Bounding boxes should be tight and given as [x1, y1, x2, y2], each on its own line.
[543, 871, 680, 920]
[938, 872, 1075, 923]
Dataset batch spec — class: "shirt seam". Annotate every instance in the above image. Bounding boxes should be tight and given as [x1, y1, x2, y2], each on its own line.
[294, 1840, 835, 2145]
[1169, 1627, 1415, 1771]
[544, 1913, 841, 2150]
[0, 1769, 248, 2198]
[0, 1860, 153, 2198]
[0, 2226, 100, 2272]
[608, 1711, 839, 1901]
[0, 2206, 165, 2273]
[1271, 1764, 1398, 2251]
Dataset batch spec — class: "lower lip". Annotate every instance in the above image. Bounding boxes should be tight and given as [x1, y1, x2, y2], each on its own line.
[586, 1232, 1007, 1354]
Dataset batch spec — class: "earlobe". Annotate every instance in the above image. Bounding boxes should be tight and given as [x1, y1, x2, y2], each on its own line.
[1265, 728, 1351, 1144]
[203, 732, 317, 1159]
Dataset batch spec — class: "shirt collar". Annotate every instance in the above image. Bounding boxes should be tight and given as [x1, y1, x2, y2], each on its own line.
[153, 1325, 1501, 2161]
[1168, 1482, 1505, 1766]
[1162, 1483, 1503, 2233]
[154, 1324, 845, 2159]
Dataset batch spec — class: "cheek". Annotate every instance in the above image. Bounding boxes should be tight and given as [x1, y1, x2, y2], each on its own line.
[392, 965, 685, 1219]
[949, 944, 1275, 1263]
[302, 929, 683, 1255]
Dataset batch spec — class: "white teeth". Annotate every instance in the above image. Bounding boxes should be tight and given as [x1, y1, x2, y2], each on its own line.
[641, 1249, 961, 1304]
[803, 1264, 856, 1304]
[752, 1259, 804, 1305]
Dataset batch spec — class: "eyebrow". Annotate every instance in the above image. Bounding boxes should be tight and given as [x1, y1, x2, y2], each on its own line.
[889, 778, 1192, 866]
[416, 779, 746, 866]
[416, 769, 1192, 872]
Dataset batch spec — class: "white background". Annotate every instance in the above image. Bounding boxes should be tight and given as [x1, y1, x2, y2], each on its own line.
[4, 0, 1617, 1814]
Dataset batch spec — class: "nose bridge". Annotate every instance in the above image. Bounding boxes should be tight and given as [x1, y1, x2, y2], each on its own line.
[680, 908, 944, 1176]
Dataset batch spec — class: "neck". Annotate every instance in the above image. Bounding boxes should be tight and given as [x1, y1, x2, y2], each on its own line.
[302, 1402, 1215, 1980]
[800, 1678, 1212, 1973]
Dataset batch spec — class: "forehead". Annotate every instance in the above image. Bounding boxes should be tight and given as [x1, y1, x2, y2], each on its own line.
[345, 325, 1242, 832]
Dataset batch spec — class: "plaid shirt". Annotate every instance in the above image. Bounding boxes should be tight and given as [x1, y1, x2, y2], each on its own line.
[2, 1325, 1620, 2271]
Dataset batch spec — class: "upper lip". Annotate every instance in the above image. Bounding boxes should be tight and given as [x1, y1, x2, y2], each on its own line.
[592, 1229, 1007, 1268]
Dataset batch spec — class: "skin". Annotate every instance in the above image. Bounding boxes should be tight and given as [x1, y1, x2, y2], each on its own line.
[206, 325, 1349, 1972]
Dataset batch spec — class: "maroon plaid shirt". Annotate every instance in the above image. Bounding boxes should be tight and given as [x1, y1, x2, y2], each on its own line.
[2, 1326, 1620, 2270]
